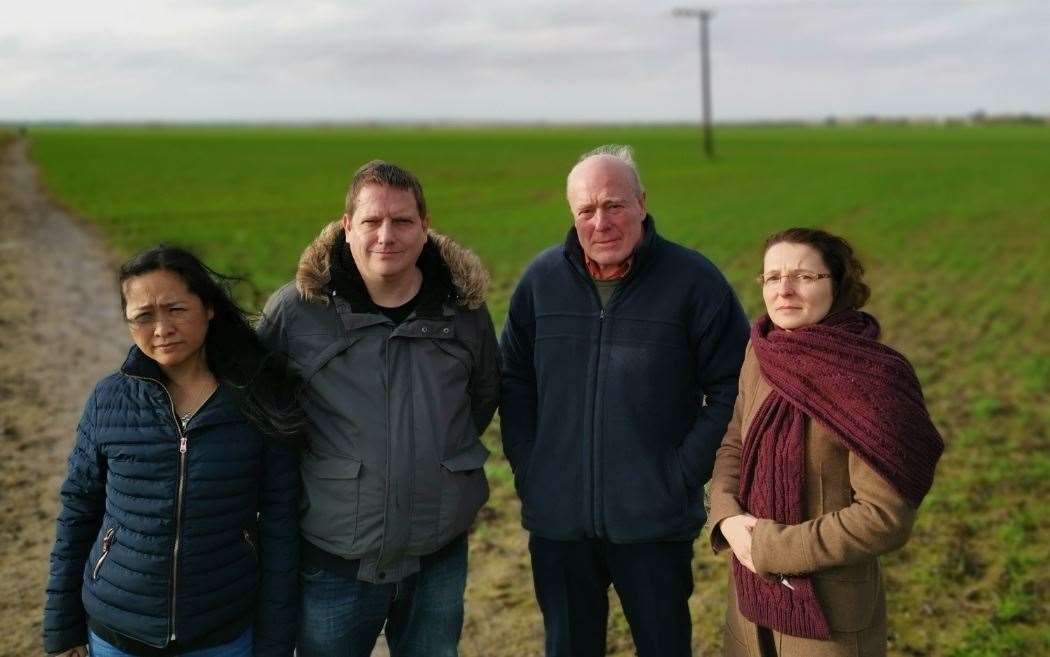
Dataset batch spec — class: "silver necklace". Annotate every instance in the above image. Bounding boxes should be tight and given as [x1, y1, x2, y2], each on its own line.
[176, 380, 215, 429]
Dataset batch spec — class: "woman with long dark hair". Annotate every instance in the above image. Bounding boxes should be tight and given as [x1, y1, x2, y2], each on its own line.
[43, 246, 302, 657]
[709, 228, 943, 657]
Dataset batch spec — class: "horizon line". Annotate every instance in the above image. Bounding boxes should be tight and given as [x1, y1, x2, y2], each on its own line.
[3, 111, 1049, 130]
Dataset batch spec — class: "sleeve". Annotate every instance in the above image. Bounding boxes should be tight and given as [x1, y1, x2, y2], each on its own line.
[468, 303, 501, 435]
[675, 286, 750, 490]
[43, 387, 106, 655]
[706, 350, 750, 553]
[750, 451, 918, 577]
[497, 277, 538, 478]
[252, 438, 300, 657]
[257, 286, 292, 356]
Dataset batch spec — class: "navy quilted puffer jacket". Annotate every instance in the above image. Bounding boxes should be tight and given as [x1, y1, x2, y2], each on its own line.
[42, 347, 299, 656]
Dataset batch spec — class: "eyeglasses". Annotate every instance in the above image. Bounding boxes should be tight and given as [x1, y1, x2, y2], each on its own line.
[125, 307, 195, 330]
[756, 271, 832, 287]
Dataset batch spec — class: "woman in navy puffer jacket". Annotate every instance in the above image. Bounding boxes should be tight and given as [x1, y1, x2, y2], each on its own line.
[43, 246, 302, 657]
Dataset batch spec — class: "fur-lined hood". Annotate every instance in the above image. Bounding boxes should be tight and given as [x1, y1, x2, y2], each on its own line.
[295, 220, 489, 309]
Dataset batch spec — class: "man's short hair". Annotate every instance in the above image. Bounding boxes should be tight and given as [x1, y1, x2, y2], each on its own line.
[345, 160, 428, 218]
[573, 144, 645, 196]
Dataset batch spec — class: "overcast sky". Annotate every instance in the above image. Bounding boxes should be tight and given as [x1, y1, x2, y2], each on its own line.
[2, 0, 1047, 122]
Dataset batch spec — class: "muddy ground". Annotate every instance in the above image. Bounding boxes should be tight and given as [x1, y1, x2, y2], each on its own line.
[0, 136, 129, 657]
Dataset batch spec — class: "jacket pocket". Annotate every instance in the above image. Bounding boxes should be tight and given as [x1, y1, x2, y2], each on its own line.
[441, 440, 490, 473]
[724, 570, 756, 657]
[514, 442, 538, 499]
[815, 559, 875, 583]
[437, 441, 490, 545]
[92, 527, 116, 581]
[723, 622, 752, 657]
[813, 567, 881, 632]
[604, 445, 692, 536]
[669, 446, 698, 500]
[298, 335, 363, 383]
[432, 338, 473, 379]
[300, 455, 363, 551]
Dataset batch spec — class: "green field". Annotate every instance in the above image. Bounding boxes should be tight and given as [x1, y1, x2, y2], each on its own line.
[28, 125, 1050, 656]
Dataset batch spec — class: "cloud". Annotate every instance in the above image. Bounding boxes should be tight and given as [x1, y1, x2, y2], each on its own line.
[1, 0, 1047, 121]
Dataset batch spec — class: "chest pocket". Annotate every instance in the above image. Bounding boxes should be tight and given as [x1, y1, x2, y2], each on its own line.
[294, 333, 363, 384]
[607, 315, 689, 352]
[431, 338, 473, 380]
[535, 312, 593, 344]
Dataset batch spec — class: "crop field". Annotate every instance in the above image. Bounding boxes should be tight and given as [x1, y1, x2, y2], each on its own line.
[21, 124, 1050, 656]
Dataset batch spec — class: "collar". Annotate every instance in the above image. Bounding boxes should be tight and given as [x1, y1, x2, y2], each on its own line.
[564, 214, 657, 281]
[328, 233, 454, 319]
[584, 255, 633, 281]
[120, 345, 167, 380]
[119, 346, 243, 428]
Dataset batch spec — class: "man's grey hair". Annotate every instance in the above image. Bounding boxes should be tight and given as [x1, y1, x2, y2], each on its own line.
[570, 144, 645, 196]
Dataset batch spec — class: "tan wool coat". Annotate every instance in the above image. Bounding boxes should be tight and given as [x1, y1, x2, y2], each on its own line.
[709, 343, 918, 657]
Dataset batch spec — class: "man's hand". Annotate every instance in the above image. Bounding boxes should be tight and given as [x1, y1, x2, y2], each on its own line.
[52, 646, 87, 657]
[721, 513, 758, 573]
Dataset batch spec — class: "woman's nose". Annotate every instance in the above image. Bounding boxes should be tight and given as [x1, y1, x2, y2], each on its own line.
[153, 315, 176, 335]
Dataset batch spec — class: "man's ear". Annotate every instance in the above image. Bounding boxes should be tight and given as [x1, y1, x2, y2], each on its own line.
[638, 191, 647, 214]
[341, 213, 352, 236]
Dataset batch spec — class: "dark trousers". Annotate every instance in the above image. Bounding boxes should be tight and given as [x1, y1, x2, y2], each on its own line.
[529, 535, 695, 657]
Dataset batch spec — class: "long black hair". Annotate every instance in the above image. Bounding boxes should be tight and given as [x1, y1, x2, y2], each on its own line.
[118, 245, 304, 446]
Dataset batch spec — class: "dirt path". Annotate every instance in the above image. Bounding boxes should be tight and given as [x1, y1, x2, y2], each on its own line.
[0, 136, 129, 656]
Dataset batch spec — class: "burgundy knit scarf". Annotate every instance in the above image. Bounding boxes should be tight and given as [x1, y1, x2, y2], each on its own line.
[733, 310, 943, 639]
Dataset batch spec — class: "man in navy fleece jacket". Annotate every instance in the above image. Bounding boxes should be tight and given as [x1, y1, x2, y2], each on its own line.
[500, 144, 749, 657]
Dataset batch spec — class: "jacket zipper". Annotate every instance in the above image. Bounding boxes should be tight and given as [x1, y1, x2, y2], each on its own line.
[170, 430, 188, 642]
[126, 373, 188, 646]
[566, 237, 645, 538]
[569, 262, 618, 540]
[374, 331, 395, 573]
[243, 529, 256, 558]
[582, 272, 627, 538]
[92, 527, 116, 580]
[592, 308, 606, 537]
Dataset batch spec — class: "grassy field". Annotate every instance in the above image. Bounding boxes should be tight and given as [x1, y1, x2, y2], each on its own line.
[27, 124, 1050, 656]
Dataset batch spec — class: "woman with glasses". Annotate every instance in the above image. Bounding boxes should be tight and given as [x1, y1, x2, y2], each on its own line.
[708, 228, 943, 657]
[43, 246, 302, 657]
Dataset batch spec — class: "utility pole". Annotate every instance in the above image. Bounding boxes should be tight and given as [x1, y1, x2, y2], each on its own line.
[673, 8, 715, 159]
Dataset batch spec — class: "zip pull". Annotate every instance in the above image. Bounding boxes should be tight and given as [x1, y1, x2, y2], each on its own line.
[92, 528, 116, 580]
[179, 437, 187, 454]
[599, 309, 606, 320]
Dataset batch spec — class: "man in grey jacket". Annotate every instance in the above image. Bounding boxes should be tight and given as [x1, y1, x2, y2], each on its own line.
[259, 160, 500, 657]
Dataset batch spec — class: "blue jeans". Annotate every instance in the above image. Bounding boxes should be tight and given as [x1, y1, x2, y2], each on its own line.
[298, 536, 468, 657]
[87, 627, 252, 657]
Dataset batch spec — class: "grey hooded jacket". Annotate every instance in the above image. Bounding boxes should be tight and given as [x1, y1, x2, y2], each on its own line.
[258, 221, 499, 583]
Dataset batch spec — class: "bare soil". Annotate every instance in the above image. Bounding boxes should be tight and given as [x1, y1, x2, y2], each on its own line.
[0, 136, 129, 657]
